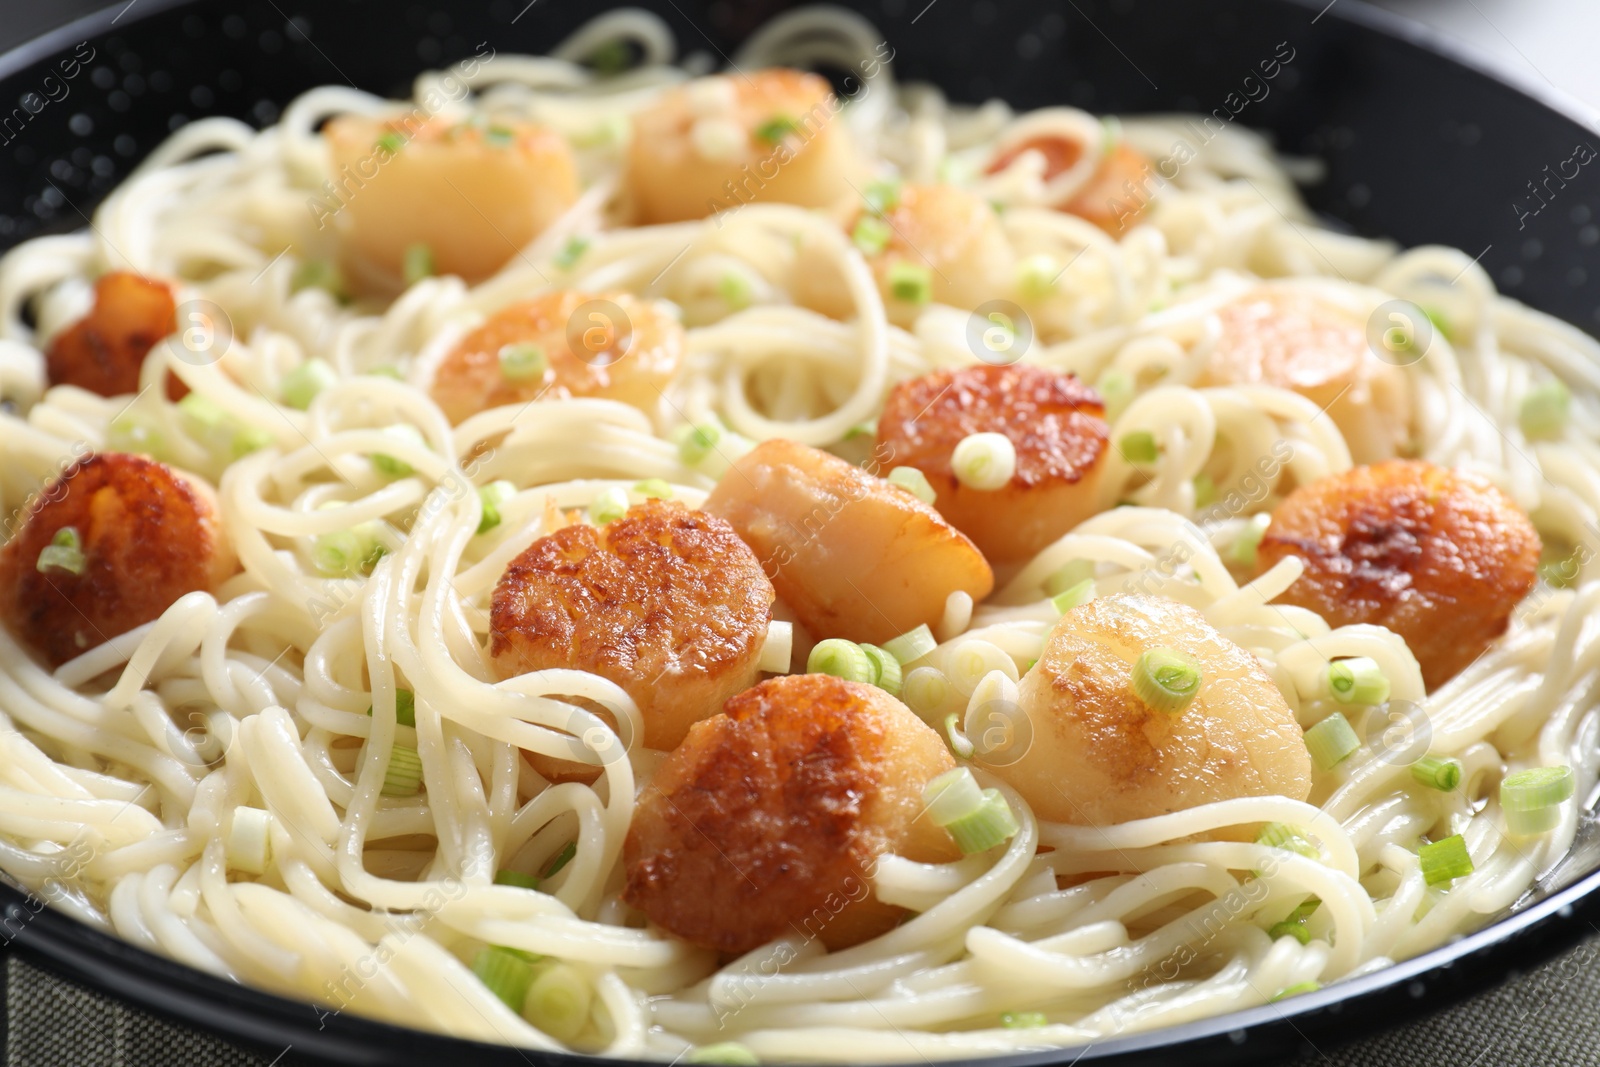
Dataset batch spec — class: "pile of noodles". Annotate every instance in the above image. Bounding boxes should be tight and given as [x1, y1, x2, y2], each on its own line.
[0, 7, 1595, 1060]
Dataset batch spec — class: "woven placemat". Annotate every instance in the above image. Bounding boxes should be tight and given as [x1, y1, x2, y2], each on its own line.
[7, 931, 1600, 1066]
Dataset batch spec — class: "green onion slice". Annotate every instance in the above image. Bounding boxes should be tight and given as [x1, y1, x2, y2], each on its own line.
[498, 343, 547, 382]
[1272, 981, 1320, 1002]
[402, 243, 434, 285]
[36, 526, 86, 576]
[852, 215, 892, 256]
[477, 480, 517, 535]
[1256, 822, 1319, 859]
[494, 869, 540, 890]
[1410, 755, 1462, 792]
[1000, 1011, 1048, 1028]
[807, 638, 876, 684]
[472, 945, 535, 1012]
[923, 766, 985, 827]
[1325, 657, 1390, 705]
[542, 841, 577, 879]
[887, 466, 936, 505]
[1131, 647, 1201, 714]
[1304, 712, 1359, 770]
[859, 643, 903, 696]
[1118, 430, 1159, 465]
[1501, 765, 1575, 836]
[1419, 834, 1474, 886]
[281, 359, 338, 410]
[1267, 920, 1310, 944]
[381, 745, 424, 797]
[945, 788, 1020, 853]
[588, 486, 629, 525]
[1050, 578, 1095, 615]
[886, 262, 933, 305]
[1519, 379, 1570, 440]
[522, 961, 592, 1042]
[883, 624, 937, 665]
[902, 667, 951, 717]
[1043, 559, 1095, 597]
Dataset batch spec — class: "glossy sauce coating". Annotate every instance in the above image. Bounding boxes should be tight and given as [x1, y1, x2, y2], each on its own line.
[876, 364, 1109, 562]
[703, 438, 994, 645]
[1255, 460, 1540, 689]
[323, 115, 579, 288]
[491, 499, 775, 765]
[626, 69, 863, 224]
[47, 271, 179, 399]
[1000, 593, 1311, 824]
[623, 673, 958, 954]
[0, 453, 235, 666]
[429, 290, 684, 424]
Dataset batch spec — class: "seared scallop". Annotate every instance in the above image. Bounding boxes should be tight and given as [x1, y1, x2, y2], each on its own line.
[429, 290, 685, 424]
[987, 136, 1156, 233]
[47, 271, 179, 399]
[1200, 289, 1412, 464]
[0, 453, 235, 666]
[623, 673, 959, 954]
[1254, 460, 1540, 689]
[491, 499, 775, 768]
[999, 593, 1311, 824]
[876, 364, 1110, 563]
[703, 439, 993, 645]
[626, 69, 863, 224]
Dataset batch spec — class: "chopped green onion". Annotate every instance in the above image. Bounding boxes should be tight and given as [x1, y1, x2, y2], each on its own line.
[1000, 1011, 1048, 1028]
[684, 1043, 761, 1065]
[1118, 430, 1159, 465]
[808, 638, 876, 684]
[1131, 647, 1201, 714]
[951, 432, 1016, 490]
[477, 480, 516, 535]
[904, 666, 951, 716]
[632, 478, 672, 500]
[281, 359, 338, 410]
[402, 243, 434, 285]
[311, 522, 387, 578]
[1231, 514, 1271, 568]
[923, 766, 985, 826]
[944, 788, 1020, 853]
[887, 466, 936, 504]
[1193, 472, 1217, 509]
[1501, 765, 1575, 836]
[523, 962, 592, 1043]
[1304, 712, 1359, 770]
[366, 689, 416, 728]
[1410, 755, 1462, 792]
[498, 343, 547, 382]
[1095, 369, 1134, 421]
[586, 38, 632, 74]
[473, 945, 535, 1012]
[758, 620, 793, 674]
[554, 236, 589, 270]
[1325, 657, 1390, 705]
[1043, 559, 1095, 597]
[1017, 254, 1059, 300]
[1272, 981, 1320, 1002]
[1540, 549, 1581, 588]
[717, 271, 753, 310]
[886, 262, 933, 305]
[36, 526, 86, 576]
[852, 215, 892, 256]
[1520, 379, 1570, 440]
[178, 393, 271, 460]
[1268, 921, 1310, 944]
[754, 114, 800, 144]
[494, 869, 540, 890]
[1050, 578, 1095, 614]
[376, 131, 404, 154]
[372, 424, 426, 477]
[1288, 897, 1321, 922]
[290, 260, 346, 300]
[484, 125, 515, 146]
[381, 745, 424, 797]
[588, 486, 629, 525]
[1419, 834, 1474, 886]
[884, 624, 937, 665]
[1422, 306, 1452, 340]
[676, 423, 723, 466]
[542, 842, 577, 879]
[106, 409, 165, 457]
[366, 364, 405, 380]
[1256, 822, 1320, 859]
[943, 711, 974, 759]
[863, 178, 902, 214]
[859, 643, 903, 696]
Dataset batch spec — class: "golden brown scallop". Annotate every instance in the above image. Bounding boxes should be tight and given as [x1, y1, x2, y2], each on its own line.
[987, 136, 1156, 233]
[1200, 289, 1412, 464]
[1254, 460, 1540, 690]
[623, 673, 959, 954]
[1001, 593, 1310, 824]
[46, 271, 182, 399]
[702, 438, 994, 646]
[794, 183, 1016, 327]
[0, 453, 235, 666]
[876, 364, 1109, 563]
[429, 290, 685, 424]
[323, 115, 579, 288]
[626, 69, 863, 224]
[490, 499, 775, 774]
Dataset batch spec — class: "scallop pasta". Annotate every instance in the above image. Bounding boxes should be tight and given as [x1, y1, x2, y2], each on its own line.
[0, 7, 1598, 1061]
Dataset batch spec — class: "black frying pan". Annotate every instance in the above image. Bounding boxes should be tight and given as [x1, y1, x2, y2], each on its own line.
[1, 0, 1598, 1063]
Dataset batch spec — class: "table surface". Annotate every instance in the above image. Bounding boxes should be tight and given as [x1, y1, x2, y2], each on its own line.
[2, 0, 1600, 1064]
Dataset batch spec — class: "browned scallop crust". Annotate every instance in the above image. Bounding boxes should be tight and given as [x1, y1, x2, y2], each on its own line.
[1255, 460, 1540, 689]
[429, 290, 684, 425]
[0, 453, 234, 666]
[47, 272, 181, 399]
[490, 499, 774, 752]
[876, 364, 1109, 562]
[1205, 291, 1366, 396]
[623, 674, 957, 955]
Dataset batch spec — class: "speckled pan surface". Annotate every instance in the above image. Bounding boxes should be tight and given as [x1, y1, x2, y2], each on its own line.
[0, 0, 1598, 1064]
